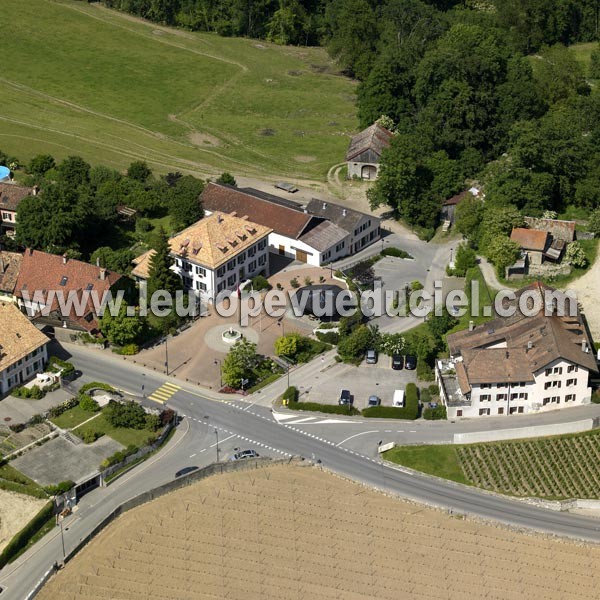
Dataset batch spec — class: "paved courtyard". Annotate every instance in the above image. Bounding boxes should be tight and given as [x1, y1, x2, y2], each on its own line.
[0, 387, 73, 425]
[13, 435, 122, 486]
[296, 358, 417, 410]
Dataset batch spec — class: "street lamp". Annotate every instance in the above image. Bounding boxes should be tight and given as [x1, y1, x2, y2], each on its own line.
[214, 359, 222, 389]
[164, 335, 169, 376]
[450, 247, 454, 264]
[141, 373, 146, 399]
[277, 318, 285, 338]
[214, 428, 220, 462]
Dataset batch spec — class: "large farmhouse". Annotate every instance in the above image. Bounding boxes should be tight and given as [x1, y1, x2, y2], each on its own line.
[201, 183, 380, 266]
[0, 182, 34, 237]
[437, 283, 597, 419]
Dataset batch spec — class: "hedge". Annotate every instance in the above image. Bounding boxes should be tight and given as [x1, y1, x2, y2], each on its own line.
[0, 502, 54, 568]
[288, 401, 359, 416]
[79, 381, 115, 394]
[282, 386, 298, 402]
[316, 331, 339, 344]
[382, 247, 413, 259]
[423, 406, 447, 420]
[47, 356, 75, 376]
[362, 383, 419, 419]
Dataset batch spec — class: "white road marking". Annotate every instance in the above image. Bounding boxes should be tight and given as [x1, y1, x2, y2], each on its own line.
[189, 453, 196, 458]
[335, 430, 379, 448]
[286, 417, 317, 425]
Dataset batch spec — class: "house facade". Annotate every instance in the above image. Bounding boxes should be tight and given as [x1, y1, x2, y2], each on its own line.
[132, 212, 272, 302]
[0, 302, 49, 396]
[201, 183, 378, 266]
[437, 283, 597, 419]
[345, 123, 393, 180]
[0, 183, 35, 236]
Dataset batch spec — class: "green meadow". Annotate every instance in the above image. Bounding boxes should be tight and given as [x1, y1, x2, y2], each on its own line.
[0, 0, 357, 179]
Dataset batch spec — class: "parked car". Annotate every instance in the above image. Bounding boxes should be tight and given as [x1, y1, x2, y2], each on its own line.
[367, 395, 381, 407]
[393, 389, 405, 407]
[339, 389, 352, 405]
[231, 449, 259, 461]
[391, 354, 404, 370]
[175, 466, 198, 478]
[429, 402, 439, 409]
[275, 181, 298, 193]
[405, 355, 417, 370]
[366, 349, 378, 364]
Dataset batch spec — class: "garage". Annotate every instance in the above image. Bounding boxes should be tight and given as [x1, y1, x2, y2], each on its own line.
[295, 249, 308, 263]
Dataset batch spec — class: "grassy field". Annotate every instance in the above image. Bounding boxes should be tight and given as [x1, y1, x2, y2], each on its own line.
[0, 0, 357, 181]
[0, 463, 46, 497]
[49, 405, 98, 429]
[385, 429, 600, 499]
[73, 413, 156, 447]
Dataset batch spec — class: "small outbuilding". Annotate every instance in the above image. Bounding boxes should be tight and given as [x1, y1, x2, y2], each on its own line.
[345, 123, 393, 180]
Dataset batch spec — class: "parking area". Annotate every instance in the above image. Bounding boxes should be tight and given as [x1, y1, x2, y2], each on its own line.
[296, 357, 417, 411]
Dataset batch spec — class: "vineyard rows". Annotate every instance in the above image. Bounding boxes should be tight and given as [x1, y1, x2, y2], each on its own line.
[457, 431, 600, 499]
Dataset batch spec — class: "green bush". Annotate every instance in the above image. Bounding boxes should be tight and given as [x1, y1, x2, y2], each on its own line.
[80, 429, 103, 443]
[47, 356, 75, 376]
[290, 277, 300, 288]
[104, 401, 148, 429]
[78, 394, 100, 413]
[144, 414, 161, 431]
[282, 386, 298, 402]
[423, 406, 447, 420]
[420, 387, 431, 404]
[592, 391, 600, 404]
[79, 381, 115, 394]
[417, 361, 435, 381]
[48, 397, 79, 418]
[316, 331, 339, 344]
[288, 401, 359, 415]
[0, 502, 54, 568]
[114, 343, 139, 355]
[252, 275, 271, 291]
[382, 247, 413, 259]
[44, 480, 74, 496]
[11, 385, 45, 399]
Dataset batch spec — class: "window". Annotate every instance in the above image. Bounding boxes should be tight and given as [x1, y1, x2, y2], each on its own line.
[183, 276, 192, 288]
[248, 260, 257, 272]
[258, 254, 267, 266]
[480, 394, 491, 402]
[497, 383, 507, 389]
[567, 364, 578, 373]
[545, 368, 552, 376]
[258, 239, 267, 250]
[498, 407, 504, 415]
[496, 394, 506, 401]
[217, 281, 226, 292]
[543, 397, 550, 406]
[480, 383, 491, 389]
[553, 366, 563, 374]
[195, 281, 207, 292]
[565, 393, 576, 402]
[566, 378, 577, 387]
[227, 259, 236, 271]
[227, 274, 237, 286]
[456, 410, 463, 417]
[479, 408, 490, 416]
[544, 381, 561, 390]
[518, 392, 528, 400]
[511, 393, 518, 400]
[248, 246, 256, 257]
[518, 406, 524, 413]
[195, 266, 206, 277]
[335, 241, 345, 252]
[176, 259, 182, 267]
[237, 252, 246, 265]
[216, 266, 226, 278]
[2, 212, 10, 220]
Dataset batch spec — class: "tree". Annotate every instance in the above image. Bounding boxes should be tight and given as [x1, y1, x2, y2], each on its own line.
[27, 154, 55, 176]
[56, 156, 90, 188]
[267, 0, 306, 45]
[275, 334, 299, 358]
[104, 401, 147, 429]
[127, 161, 152, 183]
[455, 195, 485, 245]
[485, 237, 521, 275]
[169, 175, 204, 230]
[427, 310, 457, 340]
[100, 303, 145, 346]
[216, 172, 237, 186]
[147, 228, 181, 297]
[565, 241, 588, 268]
[90, 247, 134, 274]
[590, 45, 600, 78]
[452, 243, 477, 276]
[587, 208, 600, 236]
[337, 325, 373, 360]
[478, 205, 525, 253]
[222, 337, 260, 388]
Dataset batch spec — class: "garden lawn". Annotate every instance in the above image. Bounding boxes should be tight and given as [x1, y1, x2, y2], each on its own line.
[73, 413, 156, 448]
[50, 405, 98, 430]
[0, 463, 46, 498]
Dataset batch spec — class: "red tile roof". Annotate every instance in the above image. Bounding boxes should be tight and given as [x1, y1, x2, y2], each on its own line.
[14, 250, 121, 332]
[201, 183, 317, 239]
[510, 227, 549, 252]
[0, 183, 33, 211]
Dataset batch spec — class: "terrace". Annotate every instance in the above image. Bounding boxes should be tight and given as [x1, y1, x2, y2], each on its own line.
[436, 359, 470, 408]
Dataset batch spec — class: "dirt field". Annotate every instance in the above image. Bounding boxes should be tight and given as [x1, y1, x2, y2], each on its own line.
[0, 489, 47, 553]
[38, 463, 600, 600]
[569, 254, 600, 338]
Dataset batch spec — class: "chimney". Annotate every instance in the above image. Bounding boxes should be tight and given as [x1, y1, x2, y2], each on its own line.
[62, 253, 68, 264]
[527, 340, 533, 351]
[99, 268, 106, 281]
[322, 202, 327, 210]
[96, 257, 101, 267]
[342, 209, 347, 217]
[582, 339, 589, 353]
[468, 320, 475, 332]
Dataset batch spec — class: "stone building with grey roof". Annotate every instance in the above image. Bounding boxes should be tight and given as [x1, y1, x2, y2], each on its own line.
[437, 282, 597, 419]
[345, 123, 393, 180]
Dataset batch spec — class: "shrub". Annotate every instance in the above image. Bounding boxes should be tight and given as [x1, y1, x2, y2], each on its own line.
[304, 276, 313, 286]
[11, 385, 45, 400]
[417, 361, 435, 381]
[410, 280, 423, 291]
[144, 414, 161, 431]
[316, 331, 339, 344]
[136, 218, 153, 233]
[104, 401, 147, 429]
[0, 502, 54, 568]
[288, 401, 359, 416]
[114, 343, 139, 355]
[251, 275, 271, 291]
[382, 247, 412, 259]
[592, 391, 600, 404]
[282, 386, 298, 402]
[78, 394, 100, 413]
[48, 397, 79, 418]
[8, 423, 25, 433]
[319, 275, 325, 283]
[423, 406, 447, 420]
[44, 480, 75, 496]
[80, 429, 103, 443]
[47, 356, 75, 376]
[160, 408, 176, 426]
[290, 277, 300, 288]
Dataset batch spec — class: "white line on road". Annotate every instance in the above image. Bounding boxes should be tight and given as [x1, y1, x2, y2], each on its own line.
[189, 453, 196, 458]
[209, 434, 235, 448]
[335, 430, 379, 448]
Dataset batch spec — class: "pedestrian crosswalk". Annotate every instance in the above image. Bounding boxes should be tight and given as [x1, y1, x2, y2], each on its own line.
[148, 382, 181, 404]
[272, 411, 350, 425]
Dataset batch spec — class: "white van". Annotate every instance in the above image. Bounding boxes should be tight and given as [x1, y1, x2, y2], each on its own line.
[393, 389, 405, 408]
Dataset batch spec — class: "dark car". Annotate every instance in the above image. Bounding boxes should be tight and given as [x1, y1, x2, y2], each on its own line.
[366, 349, 378, 364]
[405, 355, 417, 370]
[175, 466, 198, 478]
[391, 354, 404, 370]
[339, 389, 352, 405]
[231, 449, 259, 461]
[367, 395, 381, 407]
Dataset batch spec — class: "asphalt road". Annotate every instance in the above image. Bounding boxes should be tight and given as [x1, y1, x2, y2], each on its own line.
[4, 344, 600, 599]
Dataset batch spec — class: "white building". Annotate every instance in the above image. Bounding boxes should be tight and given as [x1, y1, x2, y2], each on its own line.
[201, 183, 380, 266]
[132, 212, 272, 302]
[438, 283, 597, 419]
[0, 302, 49, 396]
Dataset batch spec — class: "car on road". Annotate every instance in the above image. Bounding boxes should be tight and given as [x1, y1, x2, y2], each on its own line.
[231, 449, 259, 461]
[367, 395, 381, 407]
[175, 466, 198, 478]
[405, 355, 417, 370]
[339, 389, 352, 405]
[365, 349, 378, 364]
[391, 354, 404, 370]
